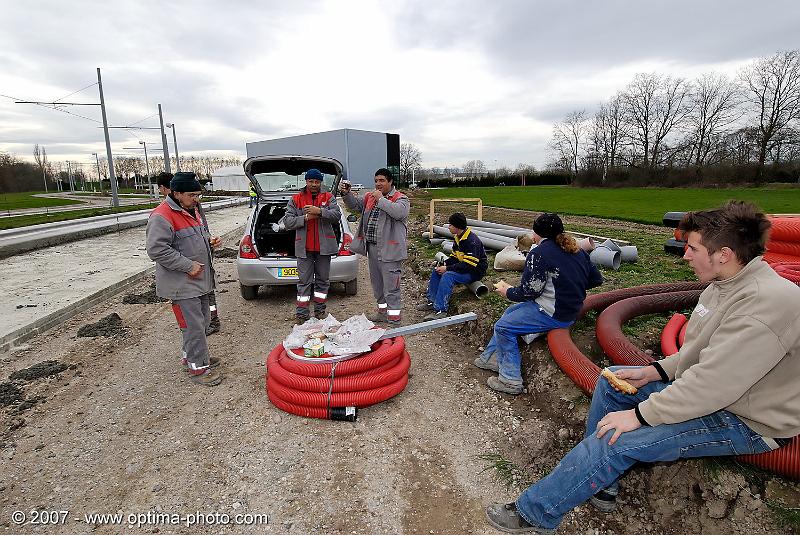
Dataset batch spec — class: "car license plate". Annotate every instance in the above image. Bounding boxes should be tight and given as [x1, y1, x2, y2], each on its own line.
[277, 267, 298, 278]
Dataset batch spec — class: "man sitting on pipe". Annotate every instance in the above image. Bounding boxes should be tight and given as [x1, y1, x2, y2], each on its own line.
[484, 201, 800, 534]
[475, 213, 602, 396]
[416, 212, 487, 320]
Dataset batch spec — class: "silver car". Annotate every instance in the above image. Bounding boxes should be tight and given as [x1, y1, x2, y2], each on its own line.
[236, 155, 359, 299]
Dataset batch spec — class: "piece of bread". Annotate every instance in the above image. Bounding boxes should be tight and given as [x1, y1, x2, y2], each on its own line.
[601, 368, 637, 394]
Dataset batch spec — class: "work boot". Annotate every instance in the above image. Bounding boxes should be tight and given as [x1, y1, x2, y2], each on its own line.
[206, 315, 221, 335]
[473, 354, 499, 372]
[314, 309, 327, 320]
[487, 375, 524, 395]
[188, 368, 223, 387]
[423, 310, 448, 321]
[296, 314, 310, 325]
[181, 355, 220, 370]
[415, 300, 434, 311]
[589, 489, 618, 513]
[485, 503, 554, 534]
[367, 311, 387, 324]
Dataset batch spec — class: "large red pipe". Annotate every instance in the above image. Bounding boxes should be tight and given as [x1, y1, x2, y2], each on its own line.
[768, 217, 800, 242]
[265, 337, 411, 419]
[660, 313, 687, 357]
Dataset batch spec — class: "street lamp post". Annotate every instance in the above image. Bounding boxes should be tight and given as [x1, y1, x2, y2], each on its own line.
[140, 141, 154, 199]
[92, 152, 103, 194]
[166, 123, 180, 172]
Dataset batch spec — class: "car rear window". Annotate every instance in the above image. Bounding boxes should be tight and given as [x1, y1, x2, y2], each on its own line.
[254, 171, 336, 193]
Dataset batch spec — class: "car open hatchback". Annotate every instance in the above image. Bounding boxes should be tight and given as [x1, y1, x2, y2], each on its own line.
[236, 155, 358, 299]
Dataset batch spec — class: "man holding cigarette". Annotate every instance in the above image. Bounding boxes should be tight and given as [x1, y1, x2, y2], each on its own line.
[146, 172, 223, 386]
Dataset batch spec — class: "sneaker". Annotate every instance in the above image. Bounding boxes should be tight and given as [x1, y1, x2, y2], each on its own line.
[589, 489, 617, 513]
[473, 354, 499, 372]
[188, 368, 223, 386]
[206, 315, 221, 335]
[485, 502, 554, 534]
[182, 356, 221, 370]
[367, 311, 387, 324]
[423, 310, 448, 321]
[415, 301, 435, 311]
[487, 375, 524, 395]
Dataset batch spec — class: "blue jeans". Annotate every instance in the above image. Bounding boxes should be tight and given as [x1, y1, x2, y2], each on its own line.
[426, 270, 475, 312]
[515, 366, 775, 530]
[478, 301, 572, 383]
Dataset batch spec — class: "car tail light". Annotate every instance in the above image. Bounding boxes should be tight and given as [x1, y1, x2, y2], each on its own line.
[338, 233, 354, 256]
[239, 235, 258, 259]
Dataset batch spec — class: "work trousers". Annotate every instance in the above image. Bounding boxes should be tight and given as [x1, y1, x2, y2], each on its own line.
[514, 366, 776, 530]
[367, 243, 402, 321]
[171, 294, 211, 370]
[296, 252, 332, 318]
[426, 269, 475, 312]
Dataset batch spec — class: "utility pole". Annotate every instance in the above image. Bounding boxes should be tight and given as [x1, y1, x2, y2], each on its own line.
[41, 146, 48, 193]
[140, 141, 154, 199]
[92, 152, 103, 194]
[158, 104, 171, 173]
[167, 123, 180, 172]
[66, 161, 74, 193]
[97, 68, 119, 207]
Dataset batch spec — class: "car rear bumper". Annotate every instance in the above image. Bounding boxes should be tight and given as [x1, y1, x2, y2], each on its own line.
[236, 253, 359, 286]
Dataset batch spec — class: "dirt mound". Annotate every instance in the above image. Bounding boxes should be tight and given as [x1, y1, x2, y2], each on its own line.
[0, 382, 24, 406]
[212, 247, 238, 258]
[77, 313, 125, 337]
[9, 360, 69, 382]
[122, 288, 167, 304]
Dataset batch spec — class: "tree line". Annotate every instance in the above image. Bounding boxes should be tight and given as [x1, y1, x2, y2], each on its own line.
[0, 150, 243, 193]
[548, 49, 800, 186]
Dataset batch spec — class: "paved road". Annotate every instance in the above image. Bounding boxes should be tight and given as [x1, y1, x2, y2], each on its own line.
[0, 204, 249, 352]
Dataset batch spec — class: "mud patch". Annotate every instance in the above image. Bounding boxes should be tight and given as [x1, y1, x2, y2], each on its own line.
[212, 247, 238, 258]
[9, 360, 69, 382]
[0, 382, 24, 406]
[77, 313, 125, 337]
[122, 285, 167, 304]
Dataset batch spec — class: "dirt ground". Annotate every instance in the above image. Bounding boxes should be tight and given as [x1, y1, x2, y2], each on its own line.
[1, 209, 798, 534]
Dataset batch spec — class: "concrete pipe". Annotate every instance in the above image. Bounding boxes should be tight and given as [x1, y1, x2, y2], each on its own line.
[422, 231, 431, 239]
[442, 240, 454, 253]
[430, 238, 444, 246]
[468, 280, 489, 297]
[590, 246, 621, 270]
[620, 245, 638, 263]
[433, 225, 513, 251]
[434, 251, 449, 264]
[466, 218, 530, 232]
[599, 238, 622, 253]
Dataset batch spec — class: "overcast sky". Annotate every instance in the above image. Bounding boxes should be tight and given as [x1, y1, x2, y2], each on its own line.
[1, 0, 799, 174]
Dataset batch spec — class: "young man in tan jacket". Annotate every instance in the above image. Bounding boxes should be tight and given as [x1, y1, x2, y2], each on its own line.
[485, 201, 800, 534]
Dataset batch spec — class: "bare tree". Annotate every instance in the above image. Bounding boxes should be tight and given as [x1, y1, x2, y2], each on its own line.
[399, 143, 422, 185]
[687, 73, 742, 166]
[740, 50, 800, 178]
[622, 73, 693, 168]
[33, 144, 49, 190]
[550, 110, 588, 178]
[462, 160, 487, 177]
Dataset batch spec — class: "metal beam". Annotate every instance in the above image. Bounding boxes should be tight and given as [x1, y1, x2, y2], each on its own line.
[379, 312, 477, 340]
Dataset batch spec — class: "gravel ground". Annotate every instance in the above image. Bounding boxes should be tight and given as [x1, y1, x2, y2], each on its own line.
[1, 218, 797, 534]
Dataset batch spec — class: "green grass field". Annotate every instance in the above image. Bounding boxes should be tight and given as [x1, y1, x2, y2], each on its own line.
[427, 186, 800, 224]
[0, 202, 159, 230]
[0, 191, 85, 210]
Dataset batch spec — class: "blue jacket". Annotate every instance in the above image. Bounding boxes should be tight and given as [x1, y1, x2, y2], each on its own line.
[506, 239, 603, 322]
[445, 227, 487, 280]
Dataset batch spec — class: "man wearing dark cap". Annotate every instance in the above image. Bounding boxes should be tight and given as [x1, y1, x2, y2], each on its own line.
[416, 212, 487, 320]
[283, 168, 342, 322]
[146, 171, 223, 386]
[156, 172, 222, 335]
[476, 212, 602, 395]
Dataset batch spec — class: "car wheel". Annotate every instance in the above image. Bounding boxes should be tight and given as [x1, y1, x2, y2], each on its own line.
[344, 279, 358, 296]
[240, 284, 259, 300]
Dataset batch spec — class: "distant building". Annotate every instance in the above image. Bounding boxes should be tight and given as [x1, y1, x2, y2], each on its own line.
[246, 128, 400, 186]
[210, 165, 248, 191]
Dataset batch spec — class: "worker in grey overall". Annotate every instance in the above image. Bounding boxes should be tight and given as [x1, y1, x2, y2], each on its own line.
[157, 172, 221, 335]
[283, 169, 342, 322]
[146, 172, 222, 387]
[341, 168, 409, 325]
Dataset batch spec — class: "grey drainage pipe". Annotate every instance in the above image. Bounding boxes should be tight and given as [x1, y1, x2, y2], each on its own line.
[468, 280, 489, 297]
[590, 246, 621, 270]
[620, 246, 638, 263]
[433, 226, 513, 251]
[432, 225, 515, 244]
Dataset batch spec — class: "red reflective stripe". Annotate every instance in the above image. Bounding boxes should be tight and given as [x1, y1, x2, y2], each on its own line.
[151, 202, 203, 232]
[296, 300, 310, 307]
[172, 303, 187, 329]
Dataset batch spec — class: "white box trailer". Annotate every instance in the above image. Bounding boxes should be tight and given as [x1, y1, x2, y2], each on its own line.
[245, 128, 400, 186]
